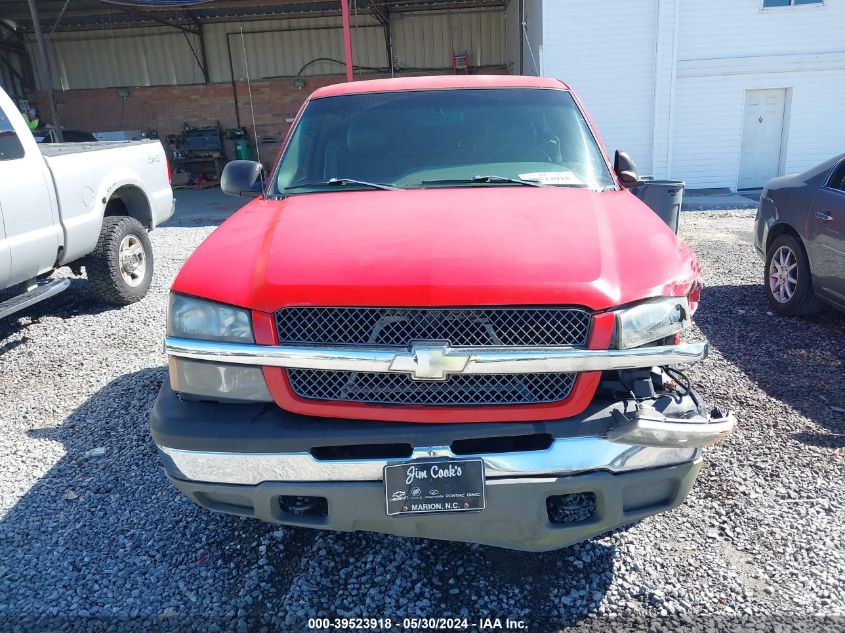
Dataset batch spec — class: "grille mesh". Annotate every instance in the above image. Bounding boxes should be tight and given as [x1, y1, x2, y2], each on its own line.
[287, 370, 577, 406]
[276, 307, 591, 347]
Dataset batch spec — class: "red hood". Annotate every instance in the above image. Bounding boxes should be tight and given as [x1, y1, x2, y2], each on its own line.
[172, 187, 701, 312]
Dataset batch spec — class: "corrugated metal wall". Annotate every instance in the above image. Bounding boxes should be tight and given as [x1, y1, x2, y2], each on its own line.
[33, 27, 206, 90]
[31, 8, 506, 90]
[390, 9, 505, 70]
[207, 15, 389, 83]
[0, 28, 28, 101]
[0, 50, 26, 100]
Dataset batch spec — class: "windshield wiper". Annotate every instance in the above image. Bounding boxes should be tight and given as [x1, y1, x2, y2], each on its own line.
[421, 175, 545, 188]
[284, 178, 398, 192]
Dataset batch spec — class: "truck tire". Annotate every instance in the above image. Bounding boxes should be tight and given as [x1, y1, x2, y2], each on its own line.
[764, 233, 821, 316]
[84, 216, 153, 305]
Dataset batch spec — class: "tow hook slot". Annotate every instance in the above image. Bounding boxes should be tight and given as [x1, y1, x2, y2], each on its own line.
[607, 405, 736, 448]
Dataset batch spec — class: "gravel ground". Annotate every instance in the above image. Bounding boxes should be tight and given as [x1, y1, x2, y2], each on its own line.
[0, 210, 843, 632]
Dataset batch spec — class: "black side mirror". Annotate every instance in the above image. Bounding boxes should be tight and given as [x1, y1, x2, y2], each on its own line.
[221, 160, 264, 198]
[614, 150, 643, 189]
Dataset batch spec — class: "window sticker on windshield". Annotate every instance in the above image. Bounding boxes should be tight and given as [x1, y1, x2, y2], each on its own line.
[519, 171, 581, 185]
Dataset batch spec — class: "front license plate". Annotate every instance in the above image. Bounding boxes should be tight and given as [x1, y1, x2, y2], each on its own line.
[384, 459, 486, 516]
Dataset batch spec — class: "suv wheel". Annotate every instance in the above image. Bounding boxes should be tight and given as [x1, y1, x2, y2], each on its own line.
[764, 233, 821, 316]
[84, 216, 153, 305]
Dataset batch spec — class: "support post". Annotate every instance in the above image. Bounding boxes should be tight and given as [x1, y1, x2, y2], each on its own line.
[384, 21, 394, 77]
[188, 12, 210, 83]
[26, 0, 62, 140]
[340, 0, 354, 81]
[518, 0, 524, 75]
[196, 22, 210, 83]
[370, 2, 394, 77]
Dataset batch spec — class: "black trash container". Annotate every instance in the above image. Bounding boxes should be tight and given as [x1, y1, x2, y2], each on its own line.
[631, 180, 685, 234]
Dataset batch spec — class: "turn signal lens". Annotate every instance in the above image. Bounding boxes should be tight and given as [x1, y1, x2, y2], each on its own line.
[168, 357, 272, 402]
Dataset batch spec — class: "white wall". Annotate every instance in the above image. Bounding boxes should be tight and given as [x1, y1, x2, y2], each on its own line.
[671, 0, 845, 188]
[540, 0, 845, 189]
[672, 64, 845, 188]
[541, 0, 659, 174]
[650, 0, 680, 180]
[678, 0, 843, 60]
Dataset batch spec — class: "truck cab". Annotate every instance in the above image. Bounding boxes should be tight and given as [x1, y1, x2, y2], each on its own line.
[0, 99, 62, 290]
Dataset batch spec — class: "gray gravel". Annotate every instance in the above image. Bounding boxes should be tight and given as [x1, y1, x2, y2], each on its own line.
[0, 210, 843, 632]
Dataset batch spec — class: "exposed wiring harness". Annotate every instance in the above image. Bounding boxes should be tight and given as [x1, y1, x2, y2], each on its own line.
[663, 366, 700, 409]
[600, 366, 701, 412]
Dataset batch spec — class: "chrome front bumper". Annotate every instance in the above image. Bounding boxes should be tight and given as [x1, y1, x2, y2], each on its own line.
[159, 438, 699, 486]
[158, 405, 735, 486]
[164, 337, 708, 375]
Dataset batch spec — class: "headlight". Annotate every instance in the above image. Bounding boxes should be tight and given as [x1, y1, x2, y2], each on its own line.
[613, 297, 690, 349]
[166, 294, 266, 401]
[167, 293, 254, 343]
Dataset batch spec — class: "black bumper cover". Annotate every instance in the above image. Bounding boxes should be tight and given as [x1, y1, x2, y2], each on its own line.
[150, 381, 697, 455]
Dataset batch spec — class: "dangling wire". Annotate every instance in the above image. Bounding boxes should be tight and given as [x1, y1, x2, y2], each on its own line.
[240, 27, 263, 180]
[522, 18, 540, 75]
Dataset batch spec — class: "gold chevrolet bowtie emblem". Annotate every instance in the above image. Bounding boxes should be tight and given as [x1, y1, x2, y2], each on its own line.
[389, 342, 471, 380]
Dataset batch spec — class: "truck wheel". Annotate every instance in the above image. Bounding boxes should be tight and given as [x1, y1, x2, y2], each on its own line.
[764, 233, 821, 316]
[84, 216, 153, 305]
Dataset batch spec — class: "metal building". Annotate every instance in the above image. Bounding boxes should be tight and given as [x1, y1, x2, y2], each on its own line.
[0, 0, 520, 161]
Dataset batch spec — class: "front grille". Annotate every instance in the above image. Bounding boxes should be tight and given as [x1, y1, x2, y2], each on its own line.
[287, 370, 577, 406]
[276, 307, 591, 347]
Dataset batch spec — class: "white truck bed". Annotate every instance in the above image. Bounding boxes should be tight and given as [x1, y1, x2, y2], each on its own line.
[40, 139, 174, 265]
[39, 140, 157, 157]
[1, 84, 173, 292]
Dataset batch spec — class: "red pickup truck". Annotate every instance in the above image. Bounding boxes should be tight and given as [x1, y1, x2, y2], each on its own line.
[151, 75, 735, 551]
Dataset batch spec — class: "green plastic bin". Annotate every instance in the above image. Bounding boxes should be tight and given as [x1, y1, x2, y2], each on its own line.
[234, 138, 254, 161]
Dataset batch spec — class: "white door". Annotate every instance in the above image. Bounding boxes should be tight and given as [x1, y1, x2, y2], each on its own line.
[738, 89, 787, 189]
[0, 105, 61, 287]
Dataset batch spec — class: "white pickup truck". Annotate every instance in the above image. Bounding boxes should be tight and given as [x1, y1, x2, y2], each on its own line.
[0, 87, 173, 319]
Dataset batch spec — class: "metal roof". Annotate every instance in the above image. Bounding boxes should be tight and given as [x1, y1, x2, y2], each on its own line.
[0, 0, 507, 32]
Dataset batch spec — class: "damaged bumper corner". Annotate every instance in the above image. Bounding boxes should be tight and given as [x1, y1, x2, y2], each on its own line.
[607, 404, 736, 449]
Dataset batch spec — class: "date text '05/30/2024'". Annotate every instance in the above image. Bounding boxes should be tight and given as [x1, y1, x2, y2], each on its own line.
[307, 616, 528, 630]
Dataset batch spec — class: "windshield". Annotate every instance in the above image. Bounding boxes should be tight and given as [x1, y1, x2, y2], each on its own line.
[272, 88, 616, 194]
